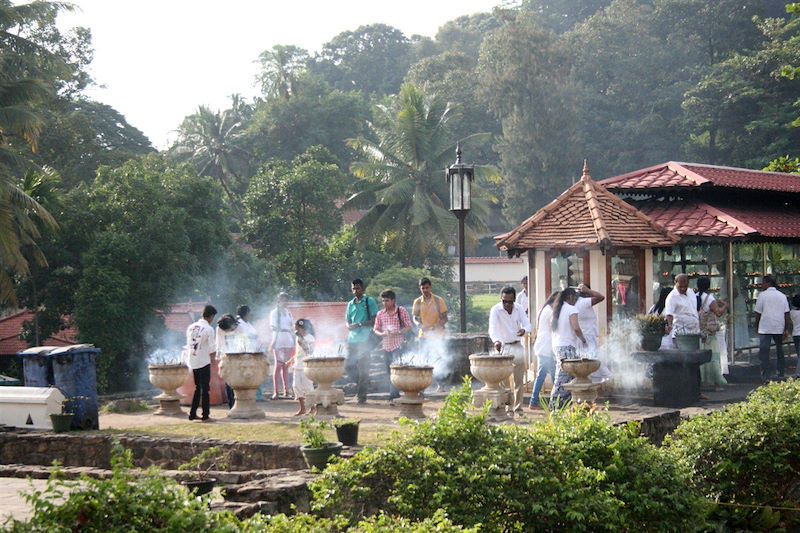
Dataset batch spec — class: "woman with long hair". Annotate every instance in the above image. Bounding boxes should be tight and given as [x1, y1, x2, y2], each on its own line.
[549, 287, 587, 408]
[529, 290, 560, 409]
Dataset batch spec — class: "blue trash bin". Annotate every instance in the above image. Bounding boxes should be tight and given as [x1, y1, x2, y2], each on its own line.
[18, 346, 56, 387]
[50, 344, 101, 430]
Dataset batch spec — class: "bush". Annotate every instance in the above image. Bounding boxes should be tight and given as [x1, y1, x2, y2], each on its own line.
[4, 443, 241, 532]
[311, 381, 705, 531]
[240, 510, 473, 532]
[664, 379, 800, 530]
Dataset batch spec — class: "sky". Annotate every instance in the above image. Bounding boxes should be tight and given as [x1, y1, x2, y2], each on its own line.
[56, 0, 503, 150]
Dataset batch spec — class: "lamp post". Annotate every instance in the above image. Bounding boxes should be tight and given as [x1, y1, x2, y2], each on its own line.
[446, 143, 473, 333]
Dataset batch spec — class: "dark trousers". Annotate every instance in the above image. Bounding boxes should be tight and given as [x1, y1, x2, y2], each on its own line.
[759, 334, 785, 378]
[225, 384, 235, 409]
[190, 364, 211, 418]
[346, 342, 372, 402]
[383, 349, 401, 400]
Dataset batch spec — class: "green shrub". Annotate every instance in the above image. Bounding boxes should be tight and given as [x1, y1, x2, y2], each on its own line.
[240, 510, 473, 532]
[311, 380, 705, 531]
[664, 379, 800, 530]
[3, 443, 241, 532]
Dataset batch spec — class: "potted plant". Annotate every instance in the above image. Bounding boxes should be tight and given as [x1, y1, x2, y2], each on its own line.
[332, 418, 360, 447]
[636, 314, 666, 352]
[673, 325, 701, 351]
[178, 446, 229, 496]
[50, 397, 75, 433]
[299, 417, 342, 470]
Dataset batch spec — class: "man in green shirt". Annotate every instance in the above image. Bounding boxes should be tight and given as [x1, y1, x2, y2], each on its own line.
[345, 278, 378, 403]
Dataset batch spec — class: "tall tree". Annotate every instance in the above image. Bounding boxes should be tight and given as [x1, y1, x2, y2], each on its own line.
[345, 84, 493, 267]
[0, 0, 64, 305]
[242, 146, 345, 298]
[170, 94, 254, 219]
[247, 75, 370, 170]
[256, 44, 309, 100]
[311, 24, 412, 96]
[681, 3, 800, 166]
[478, 10, 576, 223]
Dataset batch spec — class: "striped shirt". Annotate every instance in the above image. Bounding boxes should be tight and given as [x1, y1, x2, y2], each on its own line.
[374, 306, 412, 353]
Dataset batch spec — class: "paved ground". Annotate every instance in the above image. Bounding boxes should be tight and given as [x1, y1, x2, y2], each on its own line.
[0, 380, 760, 525]
[0, 478, 46, 525]
[97, 380, 759, 428]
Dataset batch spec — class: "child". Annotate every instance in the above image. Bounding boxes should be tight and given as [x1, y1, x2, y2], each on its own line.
[792, 295, 800, 376]
[288, 318, 316, 416]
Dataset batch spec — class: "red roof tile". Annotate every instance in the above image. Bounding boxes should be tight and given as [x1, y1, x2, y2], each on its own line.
[634, 200, 800, 239]
[496, 162, 678, 252]
[601, 162, 800, 193]
[0, 311, 78, 356]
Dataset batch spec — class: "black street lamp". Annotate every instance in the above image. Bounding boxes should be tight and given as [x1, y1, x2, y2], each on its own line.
[446, 143, 473, 333]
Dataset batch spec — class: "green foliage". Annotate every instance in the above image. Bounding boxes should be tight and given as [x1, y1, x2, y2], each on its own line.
[300, 417, 332, 448]
[243, 146, 346, 298]
[311, 380, 705, 531]
[664, 379, 800, 530]
[3, 443, 241, 532]
[332, 418, 360, 428]
[310, 24, 413, 97]
[178, 446, 231, 481]
[764, 155, 800, 173]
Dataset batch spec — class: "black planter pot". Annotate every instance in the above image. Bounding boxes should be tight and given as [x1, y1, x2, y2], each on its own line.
[50, 413, 74, 433]
[641, 333, 662, 352]
[181, 478, 216, 496]
[335, 423, 359, 446]
[300, 442, 343, 470]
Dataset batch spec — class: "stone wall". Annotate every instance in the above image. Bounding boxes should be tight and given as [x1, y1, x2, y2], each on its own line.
[0, 432, 305, 471]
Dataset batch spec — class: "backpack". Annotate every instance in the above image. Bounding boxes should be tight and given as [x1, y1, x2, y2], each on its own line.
[698, 293, 720, 335]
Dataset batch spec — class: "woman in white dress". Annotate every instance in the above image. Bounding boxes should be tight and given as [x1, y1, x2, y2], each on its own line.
[270, 293, 295, 399]
[288, 318, 315, 416]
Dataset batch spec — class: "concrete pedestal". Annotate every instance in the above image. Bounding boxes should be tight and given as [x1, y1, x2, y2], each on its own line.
[631, 350, 712, 408]
[473, 388, 511, 421]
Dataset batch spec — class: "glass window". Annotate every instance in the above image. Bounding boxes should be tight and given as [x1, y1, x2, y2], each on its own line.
[549, 251, 585, 292]
[611, 249, 642, 319]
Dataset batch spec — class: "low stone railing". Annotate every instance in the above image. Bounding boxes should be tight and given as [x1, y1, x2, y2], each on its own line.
[0, 432, 305, 471]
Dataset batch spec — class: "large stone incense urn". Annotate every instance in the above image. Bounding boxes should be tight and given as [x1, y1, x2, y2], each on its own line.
[219, 352, 269, 419]
[304, 356, 345, 417]
[561, 358, 602, 404]
[148, 363, 188, 416]
[390, 364, 433, 419]
[469, 353, 514, 420]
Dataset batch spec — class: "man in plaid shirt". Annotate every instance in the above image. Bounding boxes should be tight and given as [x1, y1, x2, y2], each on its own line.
[373, 289, 413, 403]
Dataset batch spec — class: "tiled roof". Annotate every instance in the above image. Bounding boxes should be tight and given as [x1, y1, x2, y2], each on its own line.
[601, 162, 800, 193]
[495, 162, 678, 252]
[0, 311, 78, 356]
[634, 200, 800, 239]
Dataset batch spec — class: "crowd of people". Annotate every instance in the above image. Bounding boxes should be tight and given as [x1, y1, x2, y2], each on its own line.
[183, 271, 800, 421]
[182, 277, 451, 420]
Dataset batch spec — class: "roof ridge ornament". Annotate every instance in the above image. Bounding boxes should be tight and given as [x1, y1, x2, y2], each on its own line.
[582, 159, 590, 180]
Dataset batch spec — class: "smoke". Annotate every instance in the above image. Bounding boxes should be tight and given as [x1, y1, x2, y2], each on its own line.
[597, 317, 650, 392]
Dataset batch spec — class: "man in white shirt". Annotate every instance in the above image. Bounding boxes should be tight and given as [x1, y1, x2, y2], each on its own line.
[665, 274, 699, 338]
[488, 286, 532, 414]
[754, 275, 790, 381]
[186, 304, 217, 421]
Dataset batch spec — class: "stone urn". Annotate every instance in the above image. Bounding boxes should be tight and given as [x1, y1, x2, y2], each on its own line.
[304, 356, 346, 417]
[561, 358, 602, 404]
[469, 354, 514, 420]
[390, 364, 433, 419]
[219, 352, 269, 419]
[148, 364, 189, 416]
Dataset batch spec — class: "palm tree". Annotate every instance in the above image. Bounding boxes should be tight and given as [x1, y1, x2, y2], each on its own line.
[170, 95, 253, 220]
[256, 45, 309, 100]
[344, 84, 494, 266]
